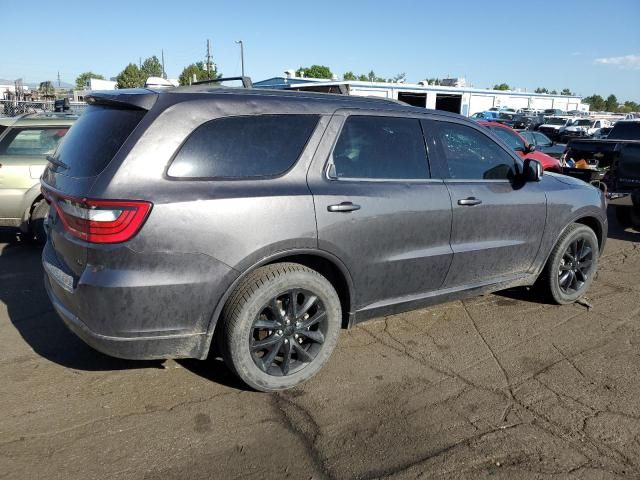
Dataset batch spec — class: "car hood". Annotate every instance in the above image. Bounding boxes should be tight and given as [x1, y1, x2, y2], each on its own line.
[525, 151, 561, 171]
[546, 171, 593, 187]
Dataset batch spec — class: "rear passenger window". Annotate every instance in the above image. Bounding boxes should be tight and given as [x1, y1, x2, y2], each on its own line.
[168, 115, 319, 179]
[331, 116, 429, 180]
[436, 122, 517, 180]
[0, 128, 69, 156]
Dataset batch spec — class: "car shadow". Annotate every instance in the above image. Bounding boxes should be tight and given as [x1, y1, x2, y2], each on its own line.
[605, 208, 639, 242]
[178, 357, 251, 390]
[0, 228, 162, 371]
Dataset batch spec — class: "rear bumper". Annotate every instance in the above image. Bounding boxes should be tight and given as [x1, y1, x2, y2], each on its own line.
[44, 274, 210, 360]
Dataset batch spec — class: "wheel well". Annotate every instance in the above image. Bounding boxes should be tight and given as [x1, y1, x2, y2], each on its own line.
[574, 216, 603, 249]
[265, 254, 353, 329]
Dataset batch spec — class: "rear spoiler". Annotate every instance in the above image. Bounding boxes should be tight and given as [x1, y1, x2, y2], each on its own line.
[85, 89, 158, 110]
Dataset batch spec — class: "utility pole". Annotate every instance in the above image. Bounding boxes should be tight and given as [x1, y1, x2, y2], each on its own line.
[235, 40, 244, 77]
[57, 71, 61, 88]
[205, 39, 213, 80]
[161, 49, 166, 79]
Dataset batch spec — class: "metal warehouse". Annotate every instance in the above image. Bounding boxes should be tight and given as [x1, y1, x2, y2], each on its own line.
[254, 75, 587, 116]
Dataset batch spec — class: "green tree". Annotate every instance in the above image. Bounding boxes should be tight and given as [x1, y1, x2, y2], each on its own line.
[493, 83, 510, 90]
[38, 81, 55, 97]
[296, 65, 333, 79]
[178, 62, 220, 85]
[343, 71, 357, 81]
[357, 74, 368, 81]
[75, 71, 105, 89]
[116, 63, 145, 89]
[605, 94, 618, 112]
[390, 72, 406, 83]
[141, 56, 164, 79]
[550, 90, 558, 95]
[560, 88, 573, 96]
[534, 87, 549, 93]
[619, 101, 640, 113]
[583, 94, 605, 111]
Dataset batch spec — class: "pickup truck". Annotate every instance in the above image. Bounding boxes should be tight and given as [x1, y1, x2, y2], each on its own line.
[538, 116, 576, 141]
[564, 120, 640, 229]
[562, 118, 611, 142]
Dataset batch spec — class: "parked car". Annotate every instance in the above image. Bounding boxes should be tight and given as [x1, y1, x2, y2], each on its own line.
[42, 87, 607, 391]
[562, 118, 611, 142]
[543, 109, 565, 116]
[494, 112, 544, 130]
[0, 112, 77, 241]
[479, 121, 561, 171]
[518, 130, 564, 159]
[538, 116, 576, 141]
[471, 111, 500, 121]
[564, 120, 640, 229]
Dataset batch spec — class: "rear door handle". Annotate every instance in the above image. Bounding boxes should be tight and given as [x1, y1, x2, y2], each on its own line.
[328, 202, 361, 213]
[457, 197, 482, 206]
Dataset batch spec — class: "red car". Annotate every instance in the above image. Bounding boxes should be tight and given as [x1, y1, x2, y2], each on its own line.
[478, 121, 561, 172]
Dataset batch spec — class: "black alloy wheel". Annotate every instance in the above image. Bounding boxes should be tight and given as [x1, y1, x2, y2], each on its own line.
[250, 289, 328, 376]
[558, 237, 594, 295]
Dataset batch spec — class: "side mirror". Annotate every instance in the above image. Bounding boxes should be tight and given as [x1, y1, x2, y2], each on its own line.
[523, 159, 543, 182]
[525, 143, 536, 153]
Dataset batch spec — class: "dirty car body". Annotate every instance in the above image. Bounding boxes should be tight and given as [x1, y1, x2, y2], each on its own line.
[41, 87, 607, 390]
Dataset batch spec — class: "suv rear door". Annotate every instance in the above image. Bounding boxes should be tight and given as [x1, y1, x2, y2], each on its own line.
[428, 118, 547, 288]
[308, 111, 453, 312]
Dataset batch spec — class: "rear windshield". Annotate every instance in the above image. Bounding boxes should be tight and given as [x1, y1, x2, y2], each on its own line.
[168, 115, 319, 179]
[608, 122, 640, 140]
[52, 105, 145, 177]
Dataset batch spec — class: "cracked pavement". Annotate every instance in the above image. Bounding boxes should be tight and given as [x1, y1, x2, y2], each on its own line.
[1, 209, 639, 479]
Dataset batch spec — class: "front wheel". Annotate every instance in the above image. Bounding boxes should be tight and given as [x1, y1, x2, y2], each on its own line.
[221, 263, 341, 392]
[540, 224, 599, 304]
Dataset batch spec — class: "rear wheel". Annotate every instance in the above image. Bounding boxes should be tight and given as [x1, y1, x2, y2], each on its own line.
[221, 263, 341, 392]
[29, 200, 49, 244]
[540, 224, 599, 304]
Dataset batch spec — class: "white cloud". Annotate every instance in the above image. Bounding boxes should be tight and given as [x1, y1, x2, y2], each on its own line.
[594, 54, 640, 69]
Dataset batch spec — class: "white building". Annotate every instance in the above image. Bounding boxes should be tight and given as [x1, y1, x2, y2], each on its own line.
[257, 76, 588, 116]
[73, 78, 117, 102]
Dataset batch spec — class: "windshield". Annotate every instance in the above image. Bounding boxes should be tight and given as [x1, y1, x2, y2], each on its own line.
[574, 119, 592, 126]
[546, 118, 567, 125]
[489, 126, 526, 151]
[498, 113, 515, 120]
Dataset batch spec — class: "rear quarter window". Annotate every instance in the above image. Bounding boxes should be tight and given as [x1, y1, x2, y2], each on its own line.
[52, 105, 145, 177]
[167, 115, 319, 179]
[0, 127, 69, 156]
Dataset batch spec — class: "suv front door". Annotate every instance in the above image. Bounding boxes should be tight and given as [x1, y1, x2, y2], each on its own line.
[428, 119, 547, 288]
[308, 112, 453, 312]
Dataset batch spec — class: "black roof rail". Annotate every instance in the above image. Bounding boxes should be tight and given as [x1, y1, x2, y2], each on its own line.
[192, 76, 253, 88]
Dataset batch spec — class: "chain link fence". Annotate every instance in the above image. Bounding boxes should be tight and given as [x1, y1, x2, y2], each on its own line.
[0, 100, 88, 117]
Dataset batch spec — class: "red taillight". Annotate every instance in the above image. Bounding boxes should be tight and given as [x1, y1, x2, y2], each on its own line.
[42, 187, 152, 244]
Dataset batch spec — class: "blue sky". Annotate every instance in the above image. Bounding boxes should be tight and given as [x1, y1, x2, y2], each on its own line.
[2, 0, 639, 100]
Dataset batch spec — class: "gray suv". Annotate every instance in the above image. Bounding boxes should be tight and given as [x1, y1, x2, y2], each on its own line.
[42, 87, 607, 391]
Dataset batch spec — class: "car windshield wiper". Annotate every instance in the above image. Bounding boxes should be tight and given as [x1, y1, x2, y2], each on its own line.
[46, 155, 69, 170]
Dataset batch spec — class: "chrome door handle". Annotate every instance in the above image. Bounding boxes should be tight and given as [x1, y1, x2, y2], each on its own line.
[458, 197, 482, 206]
[328, 202, 361, 212]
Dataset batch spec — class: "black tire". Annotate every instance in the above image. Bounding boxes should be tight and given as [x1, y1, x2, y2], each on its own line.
[615, 207, 632, 229]
[29, 200, 49, 244]
[540, 223, 599, 304]
[221, 262, 341, 392]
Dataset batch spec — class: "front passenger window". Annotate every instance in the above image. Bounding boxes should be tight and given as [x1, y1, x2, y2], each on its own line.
[436, 122, 517, 180]
[332, 116, 429, 180]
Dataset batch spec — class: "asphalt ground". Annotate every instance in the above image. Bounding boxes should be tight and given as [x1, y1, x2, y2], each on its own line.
[1, 208, 639, 480]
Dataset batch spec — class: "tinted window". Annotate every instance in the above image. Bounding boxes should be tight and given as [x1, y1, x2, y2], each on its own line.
[489, 126, 526, 151]
[533, 132, 552, 146]
[520, 131, 534, 144]
[169, 115, 319, 178]
[437, 122, 517, 180]
[609, 122, 640, 140]
[332, 116, 429, 180]
[52, 106, 145, 177]
[0, 127, 69, 156]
